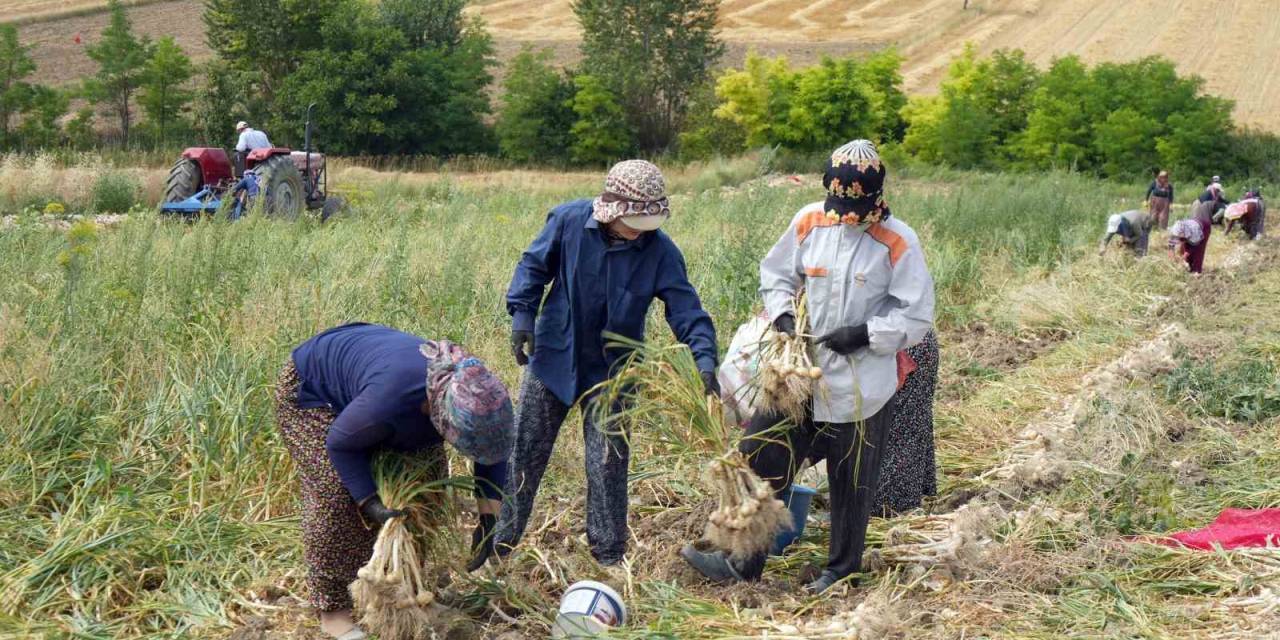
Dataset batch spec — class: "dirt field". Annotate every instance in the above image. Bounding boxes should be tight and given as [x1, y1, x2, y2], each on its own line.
[7, 0, 1280, 131]
[7, 0, 210, 87]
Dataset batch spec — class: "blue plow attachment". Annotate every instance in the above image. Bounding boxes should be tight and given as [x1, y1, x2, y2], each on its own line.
[159, 188, 223, 216]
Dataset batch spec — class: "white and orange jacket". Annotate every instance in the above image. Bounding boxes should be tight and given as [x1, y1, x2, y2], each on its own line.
[760, 202, 936, 423]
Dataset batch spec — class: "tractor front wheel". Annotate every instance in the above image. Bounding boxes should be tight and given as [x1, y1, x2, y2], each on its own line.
[256, 155, 304, 220]
[164, 158, 202, 203]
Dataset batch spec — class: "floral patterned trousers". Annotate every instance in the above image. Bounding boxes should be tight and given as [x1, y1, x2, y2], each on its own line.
[275, 361, 376, 612]
[494, 373, 630, 565]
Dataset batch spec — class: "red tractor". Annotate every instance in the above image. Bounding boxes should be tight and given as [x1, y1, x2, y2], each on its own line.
[161, 105, 336, 219]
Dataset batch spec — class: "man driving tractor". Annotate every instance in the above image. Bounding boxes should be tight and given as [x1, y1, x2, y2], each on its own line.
[234, 121, 272, 174]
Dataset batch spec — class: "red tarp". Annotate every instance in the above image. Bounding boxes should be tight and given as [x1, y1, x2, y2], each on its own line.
[1155, 508, 1280, 550]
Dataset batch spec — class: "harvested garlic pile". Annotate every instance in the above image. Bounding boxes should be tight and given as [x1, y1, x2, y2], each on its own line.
[1080, 324, 1180, 395]
[705, 455, 793, 559]
[791, 591, 904, 638]
[978, 421, 1073, 493]
[350, 518, 435, 639]
[864, 503, 996, 579]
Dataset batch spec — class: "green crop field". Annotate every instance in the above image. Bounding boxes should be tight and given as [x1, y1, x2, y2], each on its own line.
[1, 158, 1278, 638]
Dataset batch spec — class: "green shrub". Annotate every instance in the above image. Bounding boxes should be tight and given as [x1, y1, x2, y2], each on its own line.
[712, 50, 906, 151]
[675, 80, 745, 161]
[91, 171, 140, 213]
[568, 74, 633, 165]
[495, 47, 576, 163]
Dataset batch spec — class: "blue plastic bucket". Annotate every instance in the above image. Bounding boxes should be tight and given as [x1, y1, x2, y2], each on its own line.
[770, 484, 817, 555]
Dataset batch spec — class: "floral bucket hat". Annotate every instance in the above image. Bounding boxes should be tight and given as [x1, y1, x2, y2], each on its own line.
[592, 159, 671, 231]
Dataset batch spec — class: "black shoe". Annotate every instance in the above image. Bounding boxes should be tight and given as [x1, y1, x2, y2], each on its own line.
[805, 570, 857, 594]
[680, 544, 746, 583]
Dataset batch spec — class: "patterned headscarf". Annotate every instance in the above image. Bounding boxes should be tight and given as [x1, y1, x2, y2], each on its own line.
[420, 341, 514, 465]
[1168, 219, 1204, 247]
[591, 160, 671, 226]
[822, 139, 890, 225]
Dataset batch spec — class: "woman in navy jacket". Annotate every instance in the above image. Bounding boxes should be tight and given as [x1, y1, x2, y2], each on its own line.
[494, 160, 719, 567]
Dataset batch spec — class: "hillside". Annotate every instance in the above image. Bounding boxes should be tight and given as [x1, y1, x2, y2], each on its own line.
[6, 0, 1280, 132]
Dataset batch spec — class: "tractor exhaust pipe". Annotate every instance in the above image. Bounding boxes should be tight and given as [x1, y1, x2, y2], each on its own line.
[304, 103, 316, 200]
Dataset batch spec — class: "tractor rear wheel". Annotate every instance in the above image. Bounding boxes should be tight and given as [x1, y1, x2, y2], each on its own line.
[164, 158, 202, 203]
[256, 155, 304, 220]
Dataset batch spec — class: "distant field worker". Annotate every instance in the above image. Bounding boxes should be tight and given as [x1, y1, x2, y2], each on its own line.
[276, 323, 514, 640]
[875, 329, 940, 515]
[1168, 218, 1206, 273]
[1223, 189, 1266, 240]
[1201, 181, 1232, 224]
[1099, 209, 1154, 257]
[1145, 170, 1174, 229]
[1184, 188, 1219, 273]
[495, 160, 719, 568]
[682, 140, 935, 594]
[229, 169, 259, 221]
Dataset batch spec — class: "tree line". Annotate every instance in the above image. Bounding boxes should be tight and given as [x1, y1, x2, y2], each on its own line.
[0, 0, 1275, 182]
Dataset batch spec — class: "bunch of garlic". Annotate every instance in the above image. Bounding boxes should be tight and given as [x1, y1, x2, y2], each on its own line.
[350, 518, 435, 639]
[704, 455, 793, 559]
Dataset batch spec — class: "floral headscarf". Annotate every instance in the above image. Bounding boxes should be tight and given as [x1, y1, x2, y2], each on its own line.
[822, 139, 890, 225]
[420, 341, 514, 465]
[1168, 219, 1204, 247]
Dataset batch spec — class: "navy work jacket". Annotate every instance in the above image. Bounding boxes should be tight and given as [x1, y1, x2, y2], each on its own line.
[506, 199, 718, 406]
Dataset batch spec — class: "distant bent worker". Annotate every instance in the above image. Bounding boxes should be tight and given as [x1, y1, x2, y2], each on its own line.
[1145, 170, 1174, 229]
[1223, 188, 1266, 240]
[1099, 209, 1154, 257]
[1184, 185, 1221, 273]
[1168, 218, 1205, 273]
[1202, 179, 1232, 224]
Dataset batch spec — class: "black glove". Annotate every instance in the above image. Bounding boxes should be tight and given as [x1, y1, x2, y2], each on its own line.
[359, 495, 405, 527]
[466, 513, 497, 572]
[815, 324, 870, 356]
[773, 313, 796, 337]
[511, 330, 535, 366]
[700, 370, 721, 397]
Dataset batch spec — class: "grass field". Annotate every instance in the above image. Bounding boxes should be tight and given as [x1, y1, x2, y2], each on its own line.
[1, 156, 1279, 638]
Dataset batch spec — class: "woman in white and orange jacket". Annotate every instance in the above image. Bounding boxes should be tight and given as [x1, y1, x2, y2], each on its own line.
[683, 139, 935, 594]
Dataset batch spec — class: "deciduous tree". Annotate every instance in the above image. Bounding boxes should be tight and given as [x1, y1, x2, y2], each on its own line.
[273, 2, 494, 155]
[203, 0, 349, 105]
[574, 0, 724, 153]
[568, 74, 633, 164]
